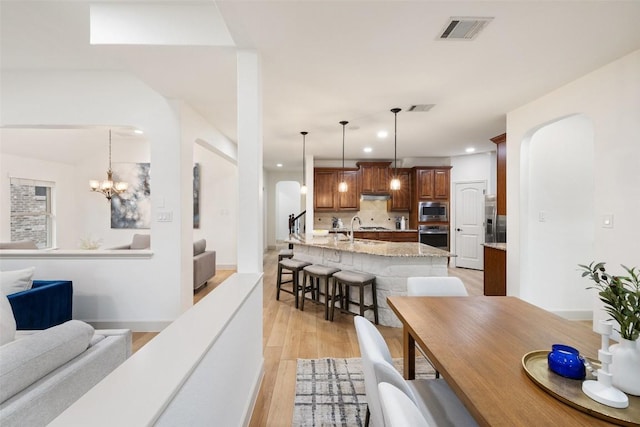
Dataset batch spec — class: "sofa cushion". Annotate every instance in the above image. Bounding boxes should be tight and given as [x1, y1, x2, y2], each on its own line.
[193, 239, 207, 256]
[0, 320, 94, 403]
[0, 295, 16, 346]
[0, 267, 36, 296]
[130, 234, 150, 249]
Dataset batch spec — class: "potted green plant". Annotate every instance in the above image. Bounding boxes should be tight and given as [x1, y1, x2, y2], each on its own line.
[579, 262, 640, 395]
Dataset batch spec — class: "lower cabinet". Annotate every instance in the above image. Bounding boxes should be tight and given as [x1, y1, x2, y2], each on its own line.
[353, 231, 418, 242]
[483, 246, 506, 296]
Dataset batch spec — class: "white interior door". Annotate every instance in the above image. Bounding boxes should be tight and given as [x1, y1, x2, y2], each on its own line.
[454, 181, 486, 270]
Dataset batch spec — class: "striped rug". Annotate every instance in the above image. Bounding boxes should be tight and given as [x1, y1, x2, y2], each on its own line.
[292, 357, 435, 427]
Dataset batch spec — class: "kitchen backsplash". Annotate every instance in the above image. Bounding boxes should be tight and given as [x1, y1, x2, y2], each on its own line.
[314, 200, 410, 229]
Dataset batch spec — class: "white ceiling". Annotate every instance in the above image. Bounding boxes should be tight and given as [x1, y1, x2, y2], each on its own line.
[2, 1, 640, 171]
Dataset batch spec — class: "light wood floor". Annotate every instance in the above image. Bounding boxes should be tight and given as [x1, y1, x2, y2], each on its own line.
[132, 250, 484, 425]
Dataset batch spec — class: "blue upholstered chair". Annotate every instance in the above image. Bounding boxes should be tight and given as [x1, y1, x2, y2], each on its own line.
[6, 280, 73, 330]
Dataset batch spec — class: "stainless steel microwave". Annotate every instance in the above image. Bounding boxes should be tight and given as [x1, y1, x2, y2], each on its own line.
[418, 201, 448, 222]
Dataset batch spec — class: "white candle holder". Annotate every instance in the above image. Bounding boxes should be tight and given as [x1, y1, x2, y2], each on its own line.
[582, 320, 629, 408]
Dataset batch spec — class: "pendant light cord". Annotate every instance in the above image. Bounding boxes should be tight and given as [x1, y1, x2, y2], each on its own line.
[391, 108, 401, 183]
[340, 121, 348, 185]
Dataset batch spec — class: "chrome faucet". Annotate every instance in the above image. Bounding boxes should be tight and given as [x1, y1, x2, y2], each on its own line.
[349, 216, 361, 243]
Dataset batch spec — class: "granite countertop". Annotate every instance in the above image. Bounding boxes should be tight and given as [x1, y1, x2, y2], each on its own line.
[289, 234, 452, 258]
[483, 242, 507, 251]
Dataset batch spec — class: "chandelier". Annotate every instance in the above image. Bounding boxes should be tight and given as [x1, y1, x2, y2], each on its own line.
[89, 129, 128, 201]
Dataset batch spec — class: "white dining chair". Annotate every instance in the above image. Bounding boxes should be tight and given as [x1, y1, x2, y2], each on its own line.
[406, 276, 468, 297]
[354, 316, 478, 427]
[378, 382, 430, 427]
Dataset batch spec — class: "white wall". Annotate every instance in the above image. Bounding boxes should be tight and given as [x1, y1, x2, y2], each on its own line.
[507, 49, 640, 320]
[522, 115, 594, 315]
[1, 69, 189, 330]
[0, 138, 150, 249]
[181, 103, 239, 269]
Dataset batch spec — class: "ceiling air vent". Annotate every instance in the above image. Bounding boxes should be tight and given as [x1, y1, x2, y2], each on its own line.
[438, 17, 493, 40]
[407, 104, 435, 112]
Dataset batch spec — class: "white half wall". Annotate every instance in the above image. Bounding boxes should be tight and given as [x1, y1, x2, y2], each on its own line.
[507, 49, 640, 320]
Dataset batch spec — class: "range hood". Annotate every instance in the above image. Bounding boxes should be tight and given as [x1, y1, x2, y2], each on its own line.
[361, 194, 391, 201]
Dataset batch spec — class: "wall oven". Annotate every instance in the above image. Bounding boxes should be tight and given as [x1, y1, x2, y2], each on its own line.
[418, 225, 449, 250]
[418, 201, 448, 222]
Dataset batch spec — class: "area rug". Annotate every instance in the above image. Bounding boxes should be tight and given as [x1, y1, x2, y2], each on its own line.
[292, 357, 435, 427]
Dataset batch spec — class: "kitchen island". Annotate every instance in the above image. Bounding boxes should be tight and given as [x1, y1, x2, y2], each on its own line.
[288, 234, 453, 327]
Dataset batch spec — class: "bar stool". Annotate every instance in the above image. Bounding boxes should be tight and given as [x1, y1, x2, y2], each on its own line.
[331, 270, 379, 324]
[301, 264, 341, 320]
[276, 249, 294, 289]
[276, 258, 311, 308]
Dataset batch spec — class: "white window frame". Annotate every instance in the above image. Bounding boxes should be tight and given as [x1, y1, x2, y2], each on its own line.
[9, 177, 56, 249]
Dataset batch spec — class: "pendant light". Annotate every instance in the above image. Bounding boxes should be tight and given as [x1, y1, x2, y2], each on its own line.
[300, 131, 308, 195]
[338, 121, 349, 193]
[89, 129, 128, 201]
[390, 108, 402, 190]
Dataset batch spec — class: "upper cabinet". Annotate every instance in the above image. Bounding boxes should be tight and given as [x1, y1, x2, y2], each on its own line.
[314, 168, 359, 211]
[415, 167, 451, 200]
[388, 168, 411, 211]
[358, 161, 391, 194]
[491, 133, 506, 215]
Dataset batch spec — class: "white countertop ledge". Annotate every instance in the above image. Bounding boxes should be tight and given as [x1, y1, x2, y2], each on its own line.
[0, 249, 153, 259]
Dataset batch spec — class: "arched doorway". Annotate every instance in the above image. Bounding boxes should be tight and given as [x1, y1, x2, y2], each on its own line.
[275, 181, 302, 242]
[520, 114, 595, 314]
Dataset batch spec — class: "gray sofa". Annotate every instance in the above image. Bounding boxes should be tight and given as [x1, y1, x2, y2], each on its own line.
[110, 233, 150, 250]
[0, 320, 131, 427]
[194, 239, 216, 290]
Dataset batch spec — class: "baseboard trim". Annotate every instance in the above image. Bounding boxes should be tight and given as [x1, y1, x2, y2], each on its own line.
[86, 320, 171, 332]
[550, 310, 592, 321]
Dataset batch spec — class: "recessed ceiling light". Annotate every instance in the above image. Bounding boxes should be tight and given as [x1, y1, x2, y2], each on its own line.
[276, 163, 283, 168]
[377, 130, 388, 139]
[363, 147, 373, 153]
[465, 147, 475, 153]
[133, 129, 144, 135]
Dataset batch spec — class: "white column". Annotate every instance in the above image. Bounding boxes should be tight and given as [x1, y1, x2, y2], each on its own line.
[236, 50, 263, 273]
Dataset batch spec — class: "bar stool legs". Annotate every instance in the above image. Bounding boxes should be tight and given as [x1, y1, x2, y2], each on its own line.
[276, 258, 311, 308]
[330, 271, 378, 324]
[301, 265, 340, 320]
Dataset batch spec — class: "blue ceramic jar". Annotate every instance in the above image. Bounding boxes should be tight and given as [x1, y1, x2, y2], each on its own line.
[547, 344, 586, 380]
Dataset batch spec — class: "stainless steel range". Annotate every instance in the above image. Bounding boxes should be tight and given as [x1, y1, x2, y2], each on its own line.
[418, 224, 449, 250]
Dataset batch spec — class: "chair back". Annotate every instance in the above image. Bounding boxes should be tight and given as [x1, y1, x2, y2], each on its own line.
[378, 382, 430, 427]
[406, 276, 468, 297]
[354, 316, 394, 427]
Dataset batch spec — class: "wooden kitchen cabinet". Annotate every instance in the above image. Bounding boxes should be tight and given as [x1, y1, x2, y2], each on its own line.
[354, 230, 418, 242]
[358, 161, 391, 194]
[314, 168, 359, 211]
[484, 245, 506, 296]
[415, 167, 451, 200]
[491, 133, 507, 215]
[388, 168, 411, 211]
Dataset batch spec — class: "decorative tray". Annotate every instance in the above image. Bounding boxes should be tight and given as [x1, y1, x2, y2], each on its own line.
[522, 350, 640, 426]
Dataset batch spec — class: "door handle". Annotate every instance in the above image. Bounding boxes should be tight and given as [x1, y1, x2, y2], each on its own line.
[456, 228, 462, 232]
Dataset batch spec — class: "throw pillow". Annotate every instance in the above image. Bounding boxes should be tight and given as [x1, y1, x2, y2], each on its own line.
[0, 294, 16, 346]
[0, 267, 36, 296]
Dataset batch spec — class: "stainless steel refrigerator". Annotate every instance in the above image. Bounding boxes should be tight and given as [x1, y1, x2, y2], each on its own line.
[485, 195, 507, 243]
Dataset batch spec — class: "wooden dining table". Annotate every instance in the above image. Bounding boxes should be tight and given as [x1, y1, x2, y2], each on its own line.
[387, 295, 622, 426]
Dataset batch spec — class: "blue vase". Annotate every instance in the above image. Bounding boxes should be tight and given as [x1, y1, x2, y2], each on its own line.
[547, 344, 586, 380]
